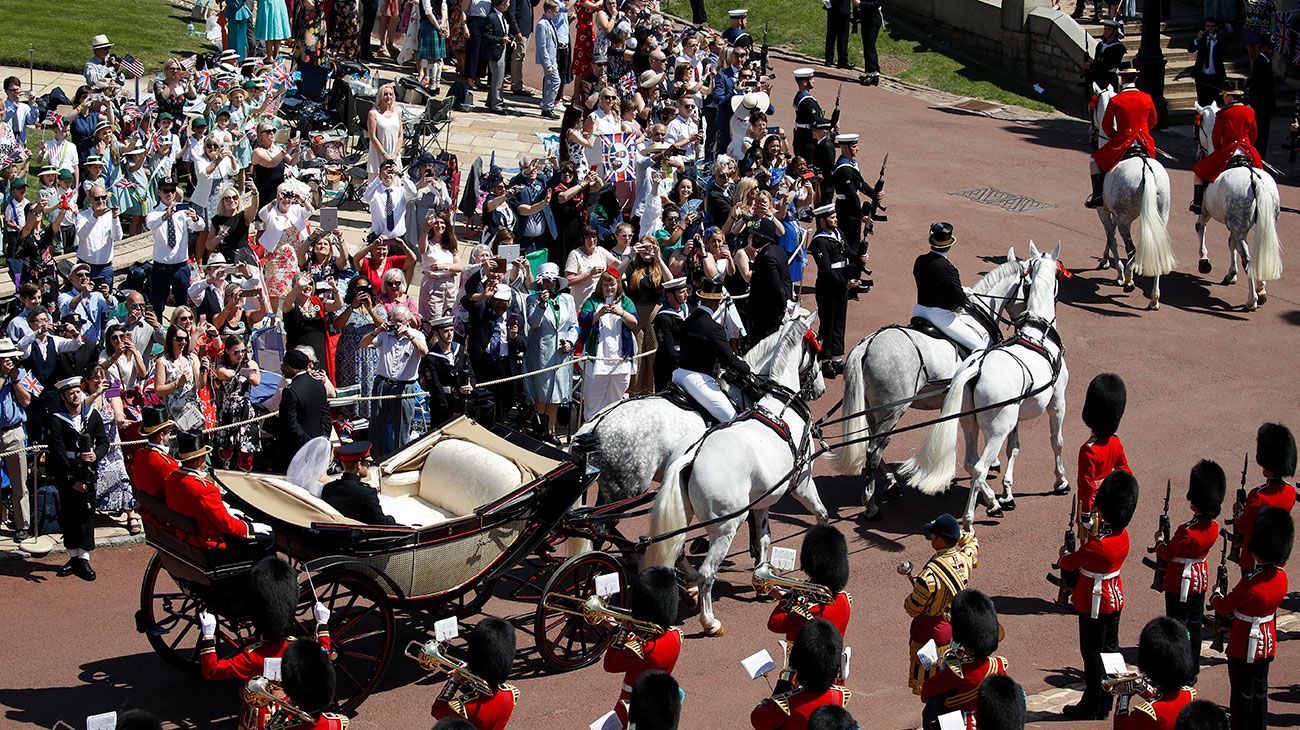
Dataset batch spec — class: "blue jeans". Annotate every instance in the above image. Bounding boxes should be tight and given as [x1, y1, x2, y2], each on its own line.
[82, 261, 114, 284]
[373, 377, 417, 458]
[148, 261, 191, 317]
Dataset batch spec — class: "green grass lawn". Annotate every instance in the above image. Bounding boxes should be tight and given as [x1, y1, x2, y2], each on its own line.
[0, 0, 211, 72]
[672, 0, 1054, 112]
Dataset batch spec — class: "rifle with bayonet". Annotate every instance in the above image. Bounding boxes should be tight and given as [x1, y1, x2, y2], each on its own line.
[1048, 495, 1078, 607]
[1144, 479, 1172, 591]
[1209, 530, 1231, 652]
[1228, 453, 1248, 564]
[830, 85, 842, 137]
[759, 22, 771, 80]
[865, 153, 888, 223]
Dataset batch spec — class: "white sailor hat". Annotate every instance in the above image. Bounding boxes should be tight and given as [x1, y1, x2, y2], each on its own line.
[728, 8, 748, 18]
[792, 68, 815, 80]
[663, 276, 688, 291]
[836, 133, 859, 145]
[429, 314, 455, 329]
[56, 376, 83, 392]
[812, 203, 836, 217]
[492, 286, 513, 302]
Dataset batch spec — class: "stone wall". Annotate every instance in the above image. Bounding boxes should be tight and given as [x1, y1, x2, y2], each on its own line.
[885, 0, 1094, 110]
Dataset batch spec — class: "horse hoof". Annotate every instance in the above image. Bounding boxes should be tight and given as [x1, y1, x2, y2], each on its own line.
[1257, 291, 1268, 305]
[999, 497, 1017, 511]
[1052, 482, 1071, 496]
[1247, 301, 1258, 312]
[1097, 258, 1111, 270]
[1147, 299, 1160, 311]
[1222, 275, 1237, 286]
[1199, 259, 1212, 274]
[859, 506, 883, 522]
[688, 537, 709, 555]
[703, 622, 725, 637]
[1123, 281, 1135, 293]
[986, 506, 1005, 519]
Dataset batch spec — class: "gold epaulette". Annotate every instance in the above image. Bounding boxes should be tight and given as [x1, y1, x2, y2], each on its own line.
[1126, 696, 1158, 721]
[771, 689, 798, 715]
[834, 685, 851, 706]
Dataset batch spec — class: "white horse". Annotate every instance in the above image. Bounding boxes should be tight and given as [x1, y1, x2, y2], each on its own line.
[1194, 165, 1283, 310]
[1097, 155, 1176, 308]
[1090, 83, 1117, 150]
[643, 313, 828, 636]
[822, 255, 1029, 519]
[898, 243, 1070, 523]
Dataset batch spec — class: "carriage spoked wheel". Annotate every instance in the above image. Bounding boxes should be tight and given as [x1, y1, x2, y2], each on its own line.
[533, 551, 628, 672]
[138, 553, 252, 672]
[298, 570, 396, 713]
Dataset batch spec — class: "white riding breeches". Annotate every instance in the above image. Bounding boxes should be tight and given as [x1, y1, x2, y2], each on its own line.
[672, 369, 737, 422]
[913, 305, 990, 353]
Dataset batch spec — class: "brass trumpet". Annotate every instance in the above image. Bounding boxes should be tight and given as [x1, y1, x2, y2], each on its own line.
[243, 676, 318, 730]
[1103, 671, 1152, 697]
[752, 563, 834, 619]
[543, 593, 665, 658]
[405, 639, 495, 698]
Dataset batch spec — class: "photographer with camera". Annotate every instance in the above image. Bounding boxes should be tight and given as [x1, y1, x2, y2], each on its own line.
[57, 263, 116, 344]
[361, 307, 429, 458]
[3, 77, 40, 148]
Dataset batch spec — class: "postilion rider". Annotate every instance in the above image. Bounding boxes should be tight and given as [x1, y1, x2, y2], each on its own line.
[912, 222, 989, 358]
[1085, 64, 1156, 210]
[671, 279, 753, 423]
[1189, 78, 1262, 215]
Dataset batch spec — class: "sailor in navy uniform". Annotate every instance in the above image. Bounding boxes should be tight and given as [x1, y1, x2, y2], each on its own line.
[652, 277, 691, 392]
[722, 9, 752, 47]
[792, 68, 834, 163]
[671, 280, 751, 423]
[808, 204, 852, 377]
[811, 119, 837, 199]
[47, 375, 108, 581]
[912, 223, 989, 355]
[418, 315, 476, 428]
[831, 134, 879, 292]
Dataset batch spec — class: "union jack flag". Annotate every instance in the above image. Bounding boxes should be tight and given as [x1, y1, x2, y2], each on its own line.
[43, 111, 65, 128]
[141, 363, 157, 394]
[178, 55, 196, 73]
[267, 64, 296, 92]
[618, 71, 637, 96]
[121, 102, 142, 122]
[19, 373, 43, 397]
[120, 54, 146, 79]
[195, 70, 213, 92]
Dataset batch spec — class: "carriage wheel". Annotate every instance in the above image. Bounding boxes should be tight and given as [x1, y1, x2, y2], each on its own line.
[533, 551, 627, 672]
[299, 570, 396, 714]
[138, 553, 251, 673]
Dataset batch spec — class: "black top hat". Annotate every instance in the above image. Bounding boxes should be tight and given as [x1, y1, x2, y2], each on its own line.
[175, 429, 210, 461]
[140, 405, 175, 436]
[696, 278, 726, 301]
[929, 222, 955, 249]
[801, 524, 849, 593]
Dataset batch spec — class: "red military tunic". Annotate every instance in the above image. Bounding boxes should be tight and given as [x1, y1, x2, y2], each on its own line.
[1237, 480, 1297, 572]
[603, 627, 683, 725]
[431, 685, 519, 730]
[767, 592, 852, 641]
[1212, 565, 1288, 662]
[131, 443, 180, 530]
[1113, 687, 1195, 730]
[1059, 529, 1130, 618]
[1156, 517, 1220, 601]
[920, 655, 1009, 727]
[750, 686, 851, 730]
[238, 674, 348, 730]
[1091, 87, 1158, 172]
[164, 466, 250, 548]
[201, 632, 333, 681]
[1191, 103, 1263, 182]
[1077, 435, 1131, 535]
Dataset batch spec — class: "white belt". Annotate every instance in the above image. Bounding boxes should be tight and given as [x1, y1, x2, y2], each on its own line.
[795, 123, 812, 129]
[1233, 610, 1275, 663]
[830, 261, 846, 269]
[1080, 568, 1120, 619]
[1173, 556, 1207, 603]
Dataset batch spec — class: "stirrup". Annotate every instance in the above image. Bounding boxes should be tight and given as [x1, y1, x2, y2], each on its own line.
[1084, 195, 1103, 209]
[1188, 202, 1202, 214]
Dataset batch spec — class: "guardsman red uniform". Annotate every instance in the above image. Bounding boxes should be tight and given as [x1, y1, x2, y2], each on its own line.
[1114, 687, 1195, 730]
[750, 619, 849, 730]
[242, 637, 350, 730]
[165, 465, 251, 548]
[1113, 617, 1198, 730]
[1212, 506, 1291, 730]
[1155, 460, 1226, 676]
[1059, 528, 1129, 618]
[431, 618, 518, 730]
[768, 524, 853, 641]
[1236, 423, 1297, 573]
[1091, 85, 1158, 172]
[905, 515, 978, 695]
[920, 590, 1007, 730]
[1192, 101, 1262, 183]
[1076, 374, 1130, 540]
[432, 686, 519, 730]
[603, 567, 683, 725]
[751, 686, 851, 730]
[769, 592, 852, 641]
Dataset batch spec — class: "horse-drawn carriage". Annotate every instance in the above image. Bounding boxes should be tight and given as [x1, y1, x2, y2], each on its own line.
[134, 416, 653, 712]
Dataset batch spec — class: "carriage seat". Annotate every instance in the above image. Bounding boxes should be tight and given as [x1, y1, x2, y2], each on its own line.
[377, 438, 526, 526]
[908, 317, 971, 359]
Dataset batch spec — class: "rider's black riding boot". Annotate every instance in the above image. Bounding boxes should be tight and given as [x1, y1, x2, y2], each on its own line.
[1084, 172, 1105, 208]
[1189, 182, 1205, 214]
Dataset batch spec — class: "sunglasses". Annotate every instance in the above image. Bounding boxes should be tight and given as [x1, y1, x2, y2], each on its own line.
[178, 315, 193, 322]
[221, 194, 239, 200]
[176, 336, 190, 343]
[385, 281, 402, 287]
[91, 195, 109, 201]
[279, 192, 296, 199]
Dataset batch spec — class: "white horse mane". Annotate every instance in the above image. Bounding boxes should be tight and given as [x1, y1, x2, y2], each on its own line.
[1024, 252, 1059, 322]
[970, 258, 1024, 298]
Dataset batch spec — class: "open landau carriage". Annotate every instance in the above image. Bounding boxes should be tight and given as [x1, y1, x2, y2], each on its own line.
[135, 416, 651, 713]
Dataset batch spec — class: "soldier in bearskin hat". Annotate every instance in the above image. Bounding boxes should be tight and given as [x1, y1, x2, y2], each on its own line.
[626, 669, 682, 730]
[751, 618, 849, 728]
[1075, 373, 1132, 540]
[1212, 506, 1292, 730]
[1112, 617, 1197, 728]
[768, 524, 852, 640]
[1175, 700, 1230, 730]
[1234, 423, 1296, 573]
[603, 567, 683, 726]
[1060, 470, 1138, 720]
[432, 617, 519, 729]
[277, 638, 349, 728]
[432, 720, 477, 730]
[920, 589, 1008, 729]
[807, 705, 857, 730]
[976, 675, 1027, 730]
[1155, 460, 1225, 676]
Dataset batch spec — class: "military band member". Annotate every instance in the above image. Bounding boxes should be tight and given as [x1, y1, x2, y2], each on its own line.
[1234, 423, 1296, 574]
[261, 638, 349, 729]
[434, 720, 477, 730]
[627, 669, 683, 730]
[792, 69, 834, 163]
[751, 619, 850, 729]
[976, 675, 1028, 730]
[431, 617, 519, 730]
[1174, 701, 1230, 730]
[808, 205, 853, 378]
[1085, 65, 1156, 209]
[1112, 617, 1197, 730]
[905, 513, 979, 695]
[673, 279, 751, 423]
[1060, 471, 1138, 720]
[603, 567, 683, 726]
[1189, 79, 1262, 214]
[652, 277, 691, 391]
[768, 524, 851, 640]
[419, 315, 476, 429]
[1077, 373, 1131, 539]
[321, 440, 396, 525]
[912, 223, 989, 360]
[1155, 460, 1225, 675]
[47, 375, 108, 581]
[920, 589, 1008, 730]
[1211, 507, 1292, 730]
[807, 705, 856, 730]
[163, 430, 269, 549]
[830, 134, 879, 287]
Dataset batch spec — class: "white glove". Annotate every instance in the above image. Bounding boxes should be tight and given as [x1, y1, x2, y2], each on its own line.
[227, 507, 245, 520]
[199, 611, 217, 639]
[313, 601, 331, 626]
[251, 521, 273, 536]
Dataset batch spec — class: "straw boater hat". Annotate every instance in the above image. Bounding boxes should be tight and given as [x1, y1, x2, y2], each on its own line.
[929, 222, 956, 249]
[0, 337, 23, 360]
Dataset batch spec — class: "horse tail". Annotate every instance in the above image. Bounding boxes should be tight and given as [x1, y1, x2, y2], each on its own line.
[642, 449, 696, 569]
[823, 341, 867, 475]
[1252, 173, 1283, 281]
[898, 359, 980, 495]
[1134, 161, 1176, 277]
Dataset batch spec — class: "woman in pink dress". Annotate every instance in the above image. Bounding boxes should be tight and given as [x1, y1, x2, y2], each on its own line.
[257, 179, 313, 310]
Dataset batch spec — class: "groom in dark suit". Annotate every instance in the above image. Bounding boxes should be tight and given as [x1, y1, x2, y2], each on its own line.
[482, 0, 518, 115]
[275, 349, 332, 473]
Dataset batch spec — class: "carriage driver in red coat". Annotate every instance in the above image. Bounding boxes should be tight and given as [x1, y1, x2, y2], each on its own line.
[1085, 65, 1157, 209]
[1189, 78, 1262, 214]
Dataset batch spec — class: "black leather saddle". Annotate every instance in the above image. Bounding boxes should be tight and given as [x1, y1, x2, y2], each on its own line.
[908, 317, 972, 359]
[1225, 152, 1254, 172]
[661, 383, 721, 426]
[1121, 141, 1149, 162]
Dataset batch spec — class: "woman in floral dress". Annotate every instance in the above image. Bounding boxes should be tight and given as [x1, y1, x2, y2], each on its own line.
[330, 0, 364, 58]
[572, 0, 601, 80]
[212, 335, 261, 471]
[83, 363, 140, 534]
[333, 276, 387, 421]
[258, 179, 313, 310]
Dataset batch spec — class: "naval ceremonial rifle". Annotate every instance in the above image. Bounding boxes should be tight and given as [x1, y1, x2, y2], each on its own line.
[866, 153, 888, 223]
[1144, 479, 1171, 591]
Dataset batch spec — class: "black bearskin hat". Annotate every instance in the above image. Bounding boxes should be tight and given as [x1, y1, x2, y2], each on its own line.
[1082, 373, 1127, 438]
[1096, 470, 1139, 530]
[282, 638, 336, 714]
[1175, 700, 1230, 730]
[976, 675, 1027, 730]
[432, 720, 477, 730]
[807, 705, 857, 730]
[467, 617, 516, 687]
[117, 710, 164, 730]
[951, 589, 999, 658]
[1256, 423, 1296, 477]
[627, 669, 682, 730]
[789, 618, 843, 695]
[1248, 506, 1295, 566]
[1187, 460, 1226, 518]
[801, 525, 849, 594]
[1138, 617, 1195, 692]
[632, 567, 679, 629]
[248, 556, 299, 641]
